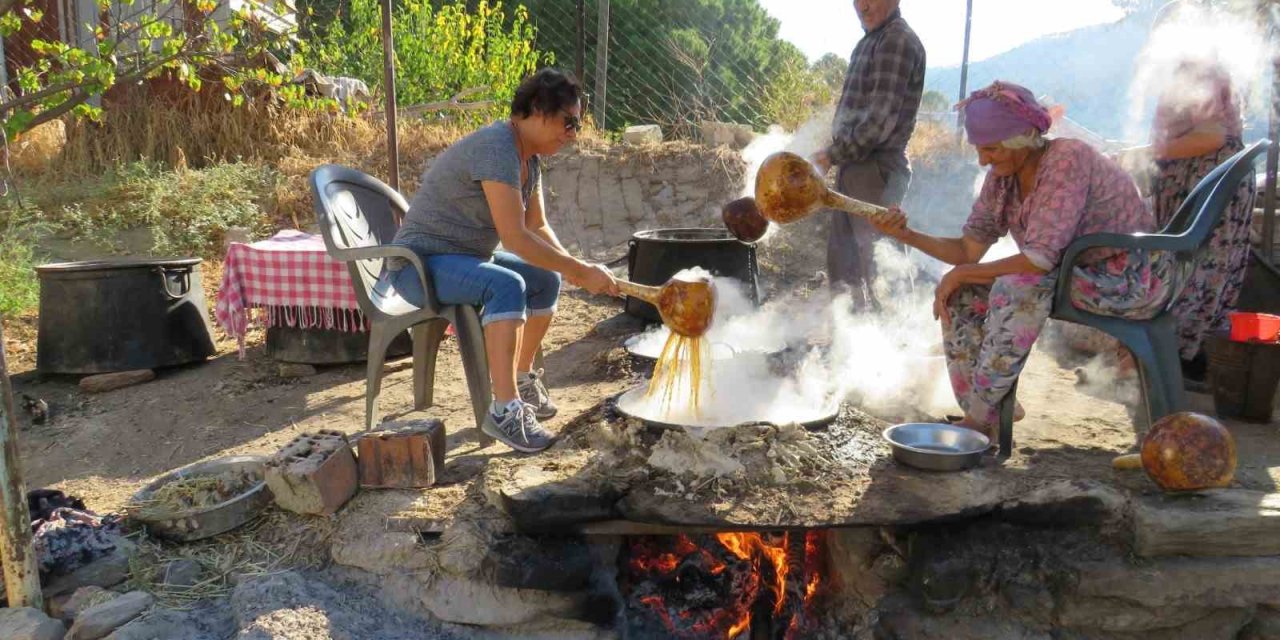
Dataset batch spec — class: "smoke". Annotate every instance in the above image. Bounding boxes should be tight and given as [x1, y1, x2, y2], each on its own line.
[739, 107, 837, 199]
[625, 276, 825, 359]
[1124, 1, 1267, 143]
[621, 245, 961, 427]
[620, 110, 1017, 426]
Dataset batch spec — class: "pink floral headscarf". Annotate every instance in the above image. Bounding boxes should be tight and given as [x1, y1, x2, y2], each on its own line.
[956, 81, 1053, 146]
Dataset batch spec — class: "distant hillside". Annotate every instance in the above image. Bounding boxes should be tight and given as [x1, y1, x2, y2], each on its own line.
[923, 3, 1265, 143]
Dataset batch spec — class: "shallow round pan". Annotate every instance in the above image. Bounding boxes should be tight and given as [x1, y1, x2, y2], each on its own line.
[882, 423, 990, 472]
[614, 385, 839, 431]
[623, 336, 783, 362]
[128, 455, 271, 541]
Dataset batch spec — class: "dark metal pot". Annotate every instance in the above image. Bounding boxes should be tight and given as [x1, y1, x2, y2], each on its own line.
[36, 257, 216, 374]
[625, 228, 759, 323]
[265, 325, 411, 364]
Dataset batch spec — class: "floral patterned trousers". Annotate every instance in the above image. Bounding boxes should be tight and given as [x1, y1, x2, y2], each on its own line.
[1152, 138, 1256, 360]
[942, 251, 1174, 431]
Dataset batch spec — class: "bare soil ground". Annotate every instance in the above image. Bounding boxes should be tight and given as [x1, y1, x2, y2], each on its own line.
[8, 280, 1277, 516]
[5, 267, 1280, 639]
[6, 282, 633, 513]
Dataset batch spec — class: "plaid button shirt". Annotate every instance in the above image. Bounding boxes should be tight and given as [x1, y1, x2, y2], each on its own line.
[829, 10, 926, 166]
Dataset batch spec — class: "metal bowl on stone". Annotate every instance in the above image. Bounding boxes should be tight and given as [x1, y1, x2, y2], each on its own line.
[615, 385, 840, 431]
[882, 423, 990, 472]
[128, 455, 272, 542]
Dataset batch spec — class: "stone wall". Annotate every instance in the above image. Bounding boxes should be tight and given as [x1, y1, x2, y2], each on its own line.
[539, 140, 746, 262]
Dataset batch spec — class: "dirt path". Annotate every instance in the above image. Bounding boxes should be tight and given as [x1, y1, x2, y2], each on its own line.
[10, 289, 632, 513]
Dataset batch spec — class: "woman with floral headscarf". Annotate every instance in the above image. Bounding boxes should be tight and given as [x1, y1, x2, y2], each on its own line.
[869, 81, 1174, 441]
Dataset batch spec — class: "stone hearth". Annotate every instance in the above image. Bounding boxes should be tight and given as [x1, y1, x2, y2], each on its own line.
[322, 396, 1280, 639]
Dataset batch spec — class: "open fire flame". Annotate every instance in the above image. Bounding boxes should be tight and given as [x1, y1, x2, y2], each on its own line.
[624, 531, 827, 639]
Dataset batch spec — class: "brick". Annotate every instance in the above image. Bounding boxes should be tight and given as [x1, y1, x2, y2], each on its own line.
[265, 431, 358, 515]
[356, 419, 446, 489]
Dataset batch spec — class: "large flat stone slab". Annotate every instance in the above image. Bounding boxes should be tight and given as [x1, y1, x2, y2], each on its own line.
[476, 401, 1139, 531]
[616, 461, 1019, 527]
[1134, 489, 1280, 557]
[1073, 557, 1280, 609]
[482, 450, 621, 530]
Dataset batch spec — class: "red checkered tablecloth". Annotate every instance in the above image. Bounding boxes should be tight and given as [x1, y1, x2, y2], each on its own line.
[214, 230, 366, 356]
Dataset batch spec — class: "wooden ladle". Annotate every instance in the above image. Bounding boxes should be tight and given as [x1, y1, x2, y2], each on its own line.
[723, 151, 887, 243]
[616, 274, 716, 338]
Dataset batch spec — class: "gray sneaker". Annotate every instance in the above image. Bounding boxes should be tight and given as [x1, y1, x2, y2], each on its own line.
[517, 369, 558, 419]
[481, 402, 555, 453]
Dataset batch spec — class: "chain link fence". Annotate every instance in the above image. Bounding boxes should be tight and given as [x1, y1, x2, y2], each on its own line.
[520, 0, 840, 138]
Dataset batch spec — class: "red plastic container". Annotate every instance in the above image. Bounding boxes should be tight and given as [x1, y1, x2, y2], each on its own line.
[1229, 312, 1280, 343]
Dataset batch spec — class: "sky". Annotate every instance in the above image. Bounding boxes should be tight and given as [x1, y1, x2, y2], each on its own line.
[758, 0, 1128, 67]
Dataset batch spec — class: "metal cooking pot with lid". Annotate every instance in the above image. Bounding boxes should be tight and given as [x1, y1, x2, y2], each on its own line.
[36, 257, 216, 374]
[625, 228, 759, 323]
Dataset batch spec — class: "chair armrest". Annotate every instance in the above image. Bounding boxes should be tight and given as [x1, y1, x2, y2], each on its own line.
[330, 244, 438, 315]
[1052, 231, 1192, 312]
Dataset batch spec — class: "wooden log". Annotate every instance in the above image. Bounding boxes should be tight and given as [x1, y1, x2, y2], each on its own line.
[0, 320, 42, 608]
[78, 370, 154, 394]
[1134, 489, 1280, 558]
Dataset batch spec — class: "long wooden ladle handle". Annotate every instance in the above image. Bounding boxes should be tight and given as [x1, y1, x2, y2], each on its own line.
[823, 190, 889, 218]
[616, 279, 662, 304]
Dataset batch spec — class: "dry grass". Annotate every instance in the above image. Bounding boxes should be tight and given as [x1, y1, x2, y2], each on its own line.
[128, 508, 335, 608]
[7, 99, 469, 252]
[52, 91, 467, 180]
[9, 120, 67, 174]
[0, 311, 38, 373]
[906, 119, 972, 169]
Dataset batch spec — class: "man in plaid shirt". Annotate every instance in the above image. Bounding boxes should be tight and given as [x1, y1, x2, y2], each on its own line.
[813, 0, 925, 309]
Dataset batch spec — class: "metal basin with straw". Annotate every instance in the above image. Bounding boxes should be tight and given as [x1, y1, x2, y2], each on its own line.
[723, 151, 888, 243]
[616, 273, 716, 338]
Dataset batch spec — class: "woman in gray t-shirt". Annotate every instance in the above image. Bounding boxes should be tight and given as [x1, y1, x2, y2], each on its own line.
[381, 68, 617, 453]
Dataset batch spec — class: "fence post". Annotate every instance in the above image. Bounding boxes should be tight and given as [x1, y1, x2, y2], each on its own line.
[0, 320, 41, 609]
[956, 0, 973, 140]
[381, 0, 400, 192]
[1265, 55, 1279, 264]
[594, 0, 609, 128]
[576, 0, 586, 84]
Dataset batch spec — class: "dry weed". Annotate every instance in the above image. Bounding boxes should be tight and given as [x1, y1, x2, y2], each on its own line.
[9, 120, 66, 174]
[129, 507, 335, 608]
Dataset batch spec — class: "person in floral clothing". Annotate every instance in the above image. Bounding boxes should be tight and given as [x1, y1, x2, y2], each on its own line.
[870, 81, 1173, 440]
[1142, 59, 1254, 384]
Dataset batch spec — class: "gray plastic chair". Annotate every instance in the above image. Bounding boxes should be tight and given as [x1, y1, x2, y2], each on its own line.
[995, 140, 1271, 457]
[310, 164, 494, 441]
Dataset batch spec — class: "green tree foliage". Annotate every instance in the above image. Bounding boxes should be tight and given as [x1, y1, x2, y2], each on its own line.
[0, 0, 296, 139]
[763, 44, 833, 130]
[812, 52, 847, 93]
[518, 0, 823, 133]
[306, 0, 546, 122]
